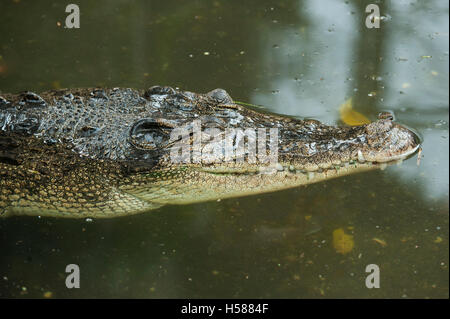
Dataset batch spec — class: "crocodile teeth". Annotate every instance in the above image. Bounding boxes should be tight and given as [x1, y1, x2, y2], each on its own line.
[357, 150, 366, 163]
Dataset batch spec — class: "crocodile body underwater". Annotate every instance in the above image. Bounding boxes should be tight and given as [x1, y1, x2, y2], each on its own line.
[0, 86, 420, 218]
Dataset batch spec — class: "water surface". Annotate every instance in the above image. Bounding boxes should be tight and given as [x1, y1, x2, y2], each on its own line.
[0, 0, 448, 298]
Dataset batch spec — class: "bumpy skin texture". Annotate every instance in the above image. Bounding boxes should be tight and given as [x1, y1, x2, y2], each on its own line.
[0, 86, 420, 218]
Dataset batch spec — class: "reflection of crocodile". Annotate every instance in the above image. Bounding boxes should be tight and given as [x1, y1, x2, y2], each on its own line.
[0, 86, 420, 218]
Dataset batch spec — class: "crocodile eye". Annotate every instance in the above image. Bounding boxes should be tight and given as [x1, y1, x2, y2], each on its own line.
[129, 119, 172, 150]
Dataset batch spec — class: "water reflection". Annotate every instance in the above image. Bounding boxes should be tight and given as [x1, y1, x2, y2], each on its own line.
[252, 0, 358, 122]
[252, 0, 449, 201]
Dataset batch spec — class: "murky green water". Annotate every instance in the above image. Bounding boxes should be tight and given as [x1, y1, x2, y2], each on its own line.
[0, 0, 448, 298]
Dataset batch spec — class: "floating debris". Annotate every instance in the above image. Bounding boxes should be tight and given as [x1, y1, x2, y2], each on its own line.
[372, 238, 387, 247]
[43, 291, 53, 298]
[434, 237, 443, 243]
[332, 228, 354, 254]
[400, 236, 413, 243]
[402, 83, 411, 89]
[380, 14, 392, 22]
[339, 98, 370, 126]
[417, 147, 423, 166]
[417, 55, 432, 62]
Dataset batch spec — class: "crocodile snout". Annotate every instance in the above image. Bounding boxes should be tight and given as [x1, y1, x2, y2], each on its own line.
[361, 119, 421, 163]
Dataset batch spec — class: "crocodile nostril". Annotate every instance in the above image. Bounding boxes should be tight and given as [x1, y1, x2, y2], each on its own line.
[378, 111, 395, 121]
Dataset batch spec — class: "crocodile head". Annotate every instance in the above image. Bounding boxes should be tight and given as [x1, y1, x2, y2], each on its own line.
[120, 88, 421, 207]
[0, 87, 421, 218]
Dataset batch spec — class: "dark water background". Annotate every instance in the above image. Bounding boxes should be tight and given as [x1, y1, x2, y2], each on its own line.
[0, 0, 448, 298]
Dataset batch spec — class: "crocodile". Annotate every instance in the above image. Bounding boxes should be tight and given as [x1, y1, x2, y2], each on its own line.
[0, 86, 420, 218]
